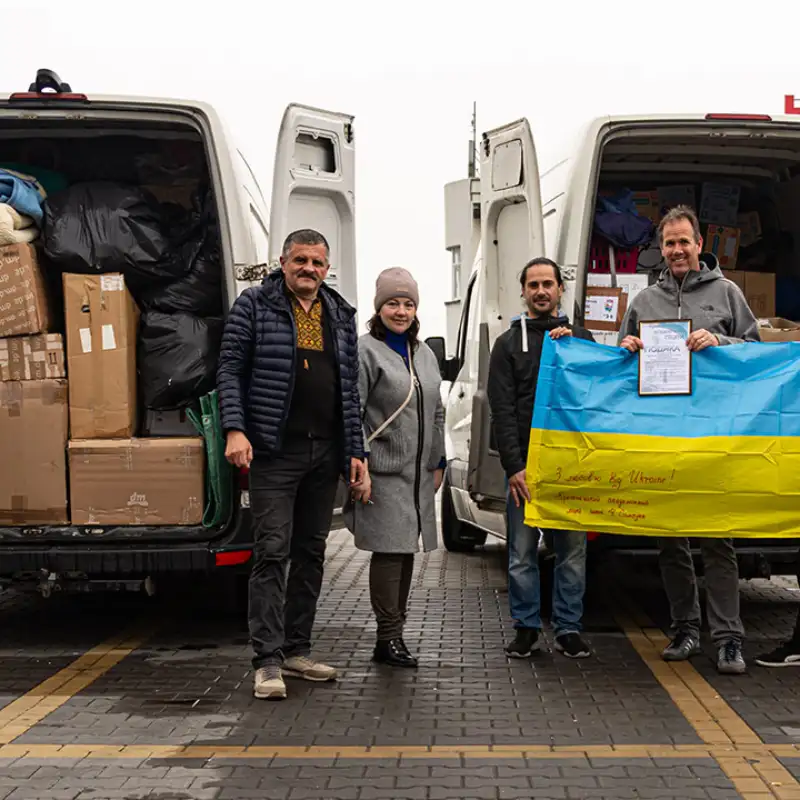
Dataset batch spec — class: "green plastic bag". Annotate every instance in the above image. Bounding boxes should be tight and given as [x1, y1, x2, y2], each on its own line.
[186, 390, 234, 528]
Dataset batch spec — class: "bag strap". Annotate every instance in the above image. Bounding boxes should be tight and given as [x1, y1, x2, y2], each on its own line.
[366, 342, 416, 444]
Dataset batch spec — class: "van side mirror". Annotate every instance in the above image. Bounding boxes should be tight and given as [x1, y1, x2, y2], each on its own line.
[425, 336, 459, 382]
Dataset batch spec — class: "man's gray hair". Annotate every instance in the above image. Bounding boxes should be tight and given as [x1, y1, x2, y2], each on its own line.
[658, 205, 702, 245]
[281, 229, 330, 260]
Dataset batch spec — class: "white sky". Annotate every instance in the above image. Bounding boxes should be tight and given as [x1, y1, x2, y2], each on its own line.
[5, 0, 800, 340]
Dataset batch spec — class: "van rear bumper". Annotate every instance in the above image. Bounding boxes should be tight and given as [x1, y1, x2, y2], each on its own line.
[0, 507, 256, 586]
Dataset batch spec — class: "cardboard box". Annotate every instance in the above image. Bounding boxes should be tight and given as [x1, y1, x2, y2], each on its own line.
[700, 182, 741, 227]
[758, 317, 800, 342]
[0, 243, 52, 337]
[745, 272, 776, 318]
[588, 273, 650, 307]
[68, 437, 205, 526]
[586, 330, 620, 347]
[738, 211, 762, 248]
[632, 190, 660, 224]
[723, 269, 745, 290]
[63, 273, 138, 439]
[657, 185, 696, 217]
[0, 334, 65, 381]
[705, 225, 741, 269]
[584, 286, 627, 332]
[0, 379, 69, 525]
[722, 269, 776, 318]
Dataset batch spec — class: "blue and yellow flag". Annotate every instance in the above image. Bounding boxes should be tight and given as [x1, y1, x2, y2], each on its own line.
[525, 336, 800, 538]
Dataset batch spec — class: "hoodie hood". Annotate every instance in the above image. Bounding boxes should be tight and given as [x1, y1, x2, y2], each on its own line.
[656, 251, 723, 294]
[510, 312, 570, 330]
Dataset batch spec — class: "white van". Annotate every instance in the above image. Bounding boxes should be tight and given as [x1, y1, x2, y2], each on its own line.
[430, 109, 800, 578]
[0, 69, 357, 605]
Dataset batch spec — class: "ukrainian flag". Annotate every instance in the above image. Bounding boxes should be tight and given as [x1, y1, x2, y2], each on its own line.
[524, 336, 800, 538]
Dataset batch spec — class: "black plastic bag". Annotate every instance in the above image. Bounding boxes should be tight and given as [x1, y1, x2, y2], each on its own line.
[138, 311, 223, 410]
[41, 181, 187, 294]
[137, 191, 223, 317]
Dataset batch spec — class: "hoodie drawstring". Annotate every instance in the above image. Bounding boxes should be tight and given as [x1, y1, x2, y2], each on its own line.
[520, 312, 528, 353]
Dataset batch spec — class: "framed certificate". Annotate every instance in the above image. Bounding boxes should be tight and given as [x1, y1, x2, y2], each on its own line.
[638, 319, 692, 397]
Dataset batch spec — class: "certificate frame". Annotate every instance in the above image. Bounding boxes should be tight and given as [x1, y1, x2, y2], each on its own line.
[637, 318, 693, 397]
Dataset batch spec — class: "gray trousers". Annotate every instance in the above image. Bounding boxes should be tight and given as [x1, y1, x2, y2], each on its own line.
[658, 537, 745, 645]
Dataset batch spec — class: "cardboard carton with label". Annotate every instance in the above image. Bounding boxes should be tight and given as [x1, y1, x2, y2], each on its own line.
[0, 334, 65, 382]
[0, 243, 52, 337]
[68, 437, 205, 526]
[63, 273, 138, 439]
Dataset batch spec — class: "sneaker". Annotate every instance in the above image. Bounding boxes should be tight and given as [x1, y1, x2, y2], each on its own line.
[282, 655, 338, 682]
[555, 632, 591, 659]
[662, 632, 701, 661]
[254, 665, 286, 700]
[755, 641, 800, 668]
[717, 640, 746, 675]
[504, 628, 540, 658]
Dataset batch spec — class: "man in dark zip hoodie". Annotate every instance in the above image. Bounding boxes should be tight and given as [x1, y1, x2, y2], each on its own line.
[618, 204, 760, 675]
[488, 257, 595, 659]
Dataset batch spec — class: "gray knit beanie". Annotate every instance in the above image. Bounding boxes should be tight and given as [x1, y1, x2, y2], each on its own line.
[374, 267, 419, 312]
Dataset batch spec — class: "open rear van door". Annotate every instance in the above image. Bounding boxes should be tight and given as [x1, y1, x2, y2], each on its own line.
[268, 104, 357, 306]
[468, 118, 545, 510]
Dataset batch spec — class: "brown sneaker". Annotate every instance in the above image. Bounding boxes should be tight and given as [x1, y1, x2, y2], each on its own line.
[254, 665, 286, 700]
[282, 655, 338, 682]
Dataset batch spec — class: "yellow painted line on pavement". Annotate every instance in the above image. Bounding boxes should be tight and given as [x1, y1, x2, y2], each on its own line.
[3, 742, 800, 762]
[614, 596, 799, 799]
[0, 624, 153, 745]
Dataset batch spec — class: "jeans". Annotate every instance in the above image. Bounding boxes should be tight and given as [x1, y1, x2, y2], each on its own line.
[658, 537, 745, 646]
[506, 493, 587, 636]
[248, 435, 341, 670]
[369, 552, 415, 641]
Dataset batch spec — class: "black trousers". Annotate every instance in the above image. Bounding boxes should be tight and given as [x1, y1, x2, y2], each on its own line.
[248, 436, 341, 670]
[369, 552, 415, 641]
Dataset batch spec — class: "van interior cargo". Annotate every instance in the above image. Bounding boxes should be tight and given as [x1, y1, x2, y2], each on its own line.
[587, 123, 800, 334]
[0, 119, 231, 539]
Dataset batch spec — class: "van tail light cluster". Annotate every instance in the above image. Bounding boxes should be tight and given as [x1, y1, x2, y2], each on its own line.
[705, 113, 772, 121]
[215, 550, 252, 567]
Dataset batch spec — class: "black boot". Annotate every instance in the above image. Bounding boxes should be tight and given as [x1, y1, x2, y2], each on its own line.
[373, 638, 418, 668]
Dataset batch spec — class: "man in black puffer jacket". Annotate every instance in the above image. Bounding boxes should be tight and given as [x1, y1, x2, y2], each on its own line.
[217, 228, 366, 701]
[488, 257, 594, 662]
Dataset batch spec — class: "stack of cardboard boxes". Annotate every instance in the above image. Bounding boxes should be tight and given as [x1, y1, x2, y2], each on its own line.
[0, 243, 69, 526]
[0, 242, 206, 528]
[585, 183, 779, 343]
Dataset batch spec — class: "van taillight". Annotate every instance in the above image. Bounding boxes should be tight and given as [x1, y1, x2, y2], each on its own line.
[705, 113, 772, 121]
[9, 91, 88, 102]
[215, 550, 252, 567]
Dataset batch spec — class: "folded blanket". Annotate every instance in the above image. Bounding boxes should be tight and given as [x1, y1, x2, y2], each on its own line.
[0, 168, 45, 223]
[0, 202, 38, 245]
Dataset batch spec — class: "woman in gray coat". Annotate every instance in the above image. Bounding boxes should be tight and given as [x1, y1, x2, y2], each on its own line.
[345, 267, 445, 668]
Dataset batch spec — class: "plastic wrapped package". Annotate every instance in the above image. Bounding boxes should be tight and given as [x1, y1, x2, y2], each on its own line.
[41, 181, 186, 295]
[137, 311, 223, 410]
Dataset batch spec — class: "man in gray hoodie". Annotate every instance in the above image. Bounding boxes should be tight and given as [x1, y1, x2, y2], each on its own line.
[617, 204, 760, 675]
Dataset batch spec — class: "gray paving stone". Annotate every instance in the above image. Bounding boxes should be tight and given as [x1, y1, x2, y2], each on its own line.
[0, 536, 791, 799]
